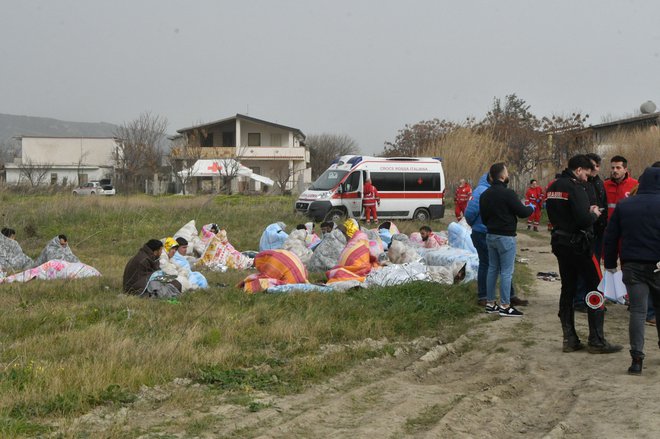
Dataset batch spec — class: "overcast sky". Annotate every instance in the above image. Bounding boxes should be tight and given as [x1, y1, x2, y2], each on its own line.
[1, 0, 659, 154]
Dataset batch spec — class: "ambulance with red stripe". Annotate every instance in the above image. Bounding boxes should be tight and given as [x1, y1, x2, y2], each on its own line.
[295, 155, 446, 222]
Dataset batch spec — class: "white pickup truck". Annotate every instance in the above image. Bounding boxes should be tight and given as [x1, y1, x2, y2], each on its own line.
[72, 181, 116, 196]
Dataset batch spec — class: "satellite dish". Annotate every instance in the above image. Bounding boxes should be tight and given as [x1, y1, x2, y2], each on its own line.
[640, 100, 656, 114]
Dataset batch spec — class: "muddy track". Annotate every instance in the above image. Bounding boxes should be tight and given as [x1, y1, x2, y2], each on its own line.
[62, 234, 659, 438]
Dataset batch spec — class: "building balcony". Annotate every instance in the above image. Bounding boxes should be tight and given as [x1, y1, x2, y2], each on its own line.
[199, 146, 308, 161]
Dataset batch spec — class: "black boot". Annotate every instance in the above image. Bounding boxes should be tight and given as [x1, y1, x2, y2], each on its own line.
[587, 308, 623, 354]
[628, 350, 644, 375]
[559, 306, 583, 352]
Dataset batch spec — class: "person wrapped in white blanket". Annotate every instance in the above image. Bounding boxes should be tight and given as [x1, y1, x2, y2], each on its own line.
[173, 237, 208, 289]
[159, 237, 205, 292]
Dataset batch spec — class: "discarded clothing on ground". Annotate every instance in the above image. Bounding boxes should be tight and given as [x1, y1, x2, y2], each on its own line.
[259, 222, 288, 251]
[34, 236, 80, 266]
[0, 234, 34, 273]
[0, 259, 100, 284]
[307, 229, 347, 273]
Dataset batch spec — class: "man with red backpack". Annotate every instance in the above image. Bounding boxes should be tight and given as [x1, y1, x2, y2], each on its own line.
[363, 179, 380, 225]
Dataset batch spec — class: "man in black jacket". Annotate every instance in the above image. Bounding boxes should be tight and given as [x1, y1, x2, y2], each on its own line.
[547, 155, 622, 354]
[604, 165, 660, 374]
[575, 153, 609, 312]
[480, 163, 534, 317]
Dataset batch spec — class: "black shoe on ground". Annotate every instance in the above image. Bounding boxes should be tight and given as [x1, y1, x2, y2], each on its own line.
[478, 299, 487, 307]
[587, 342, 623, 354]
[628, 357, 643, 375]
[499, 306, 523, 317]
[485, 303, 500, 314]
[510, 296, 529, 307]
[562, 340, 585, 353]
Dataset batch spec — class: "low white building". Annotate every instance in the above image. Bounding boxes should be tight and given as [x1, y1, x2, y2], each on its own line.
[174, 114, 311, 194]
[4, 136, 117, 186]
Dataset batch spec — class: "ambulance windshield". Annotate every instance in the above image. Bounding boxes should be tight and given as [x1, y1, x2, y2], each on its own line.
[309, 170, 348, 191]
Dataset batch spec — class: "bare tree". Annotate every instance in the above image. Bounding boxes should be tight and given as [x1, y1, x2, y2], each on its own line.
[216, 145, 248, 194]
[18, 158, 53, 187]
[306, 133, 359, 180]
[113, 112, 168, 193]
[168, 131, 204, 195]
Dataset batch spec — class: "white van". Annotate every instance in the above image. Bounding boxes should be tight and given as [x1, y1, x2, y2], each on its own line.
[295, 155, 446, 222]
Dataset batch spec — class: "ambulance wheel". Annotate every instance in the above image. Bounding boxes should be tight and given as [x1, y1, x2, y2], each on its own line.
[413, 208, 431, 221]
[325, 208, 346, 223]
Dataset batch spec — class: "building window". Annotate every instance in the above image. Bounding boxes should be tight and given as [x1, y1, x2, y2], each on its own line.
[222, 132, 235, 147]
[270, 133, 282, 147]
[50, 173, 58, 185]
[201, 132, 214, 147]
[248, 133, 261, 146]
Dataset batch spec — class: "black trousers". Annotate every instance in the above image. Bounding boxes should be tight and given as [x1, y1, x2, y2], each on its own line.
[552, 241, 602, 313]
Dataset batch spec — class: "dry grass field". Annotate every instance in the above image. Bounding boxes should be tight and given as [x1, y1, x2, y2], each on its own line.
[0, 193, 507, 437]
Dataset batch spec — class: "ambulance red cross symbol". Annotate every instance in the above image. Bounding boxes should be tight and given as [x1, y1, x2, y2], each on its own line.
[207, 162, 222, 173]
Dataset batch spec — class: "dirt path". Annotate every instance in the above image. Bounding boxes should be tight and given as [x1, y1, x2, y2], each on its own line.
[65, 233, 659, 438]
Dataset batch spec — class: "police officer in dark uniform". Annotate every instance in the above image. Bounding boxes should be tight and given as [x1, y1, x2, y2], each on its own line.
[546, 154, 622, 354]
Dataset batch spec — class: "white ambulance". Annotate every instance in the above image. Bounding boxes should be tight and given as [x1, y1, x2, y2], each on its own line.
[295, 155, 446, 222]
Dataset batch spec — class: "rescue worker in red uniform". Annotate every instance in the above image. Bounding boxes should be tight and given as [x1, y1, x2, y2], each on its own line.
[546, 154, 622, 354]
[604, 155, 638, 218]
[362, 179, 380, 225]
[525, 179, 544, 231]
[454, 178, 472, 221]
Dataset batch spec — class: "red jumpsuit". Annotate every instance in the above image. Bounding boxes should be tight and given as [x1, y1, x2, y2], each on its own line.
[604, 174, 638, 219]
[525, 186, 544, 229]
[454, 183, 472, 220]
[363, 182, 380, 223]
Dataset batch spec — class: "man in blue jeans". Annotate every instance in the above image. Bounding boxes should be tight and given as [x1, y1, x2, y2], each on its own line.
[465, 173, 529, 307]
[604, 164, 660, 374]
[479, 163, 534, 317]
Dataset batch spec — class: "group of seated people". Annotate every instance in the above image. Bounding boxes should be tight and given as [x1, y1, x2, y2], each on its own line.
[123, 236, 209, 299]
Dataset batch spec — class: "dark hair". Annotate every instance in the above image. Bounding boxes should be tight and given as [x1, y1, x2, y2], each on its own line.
[610, 155, 628, 167]
[489, 162, 506, 182]
[652, 161, 660, 168]
[585, 153, 601, 165]
[419, 225, 432, 233]
[529, 179, 537, 184]
[175, 237, 188, 246]
[210, 224, 219, 234]
[1, 227, 15, 237]
[568, 154, 594, 171]
[58, 234, 67, 242]
[296, 224, 307, 230]
[320, 221, 334, 229]
[146, 239, 164, 251]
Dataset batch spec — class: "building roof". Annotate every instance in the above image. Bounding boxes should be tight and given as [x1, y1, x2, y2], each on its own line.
[14, 135, 119, 140]
[176, 114, 305, 139]
[589, 112, 660, 130]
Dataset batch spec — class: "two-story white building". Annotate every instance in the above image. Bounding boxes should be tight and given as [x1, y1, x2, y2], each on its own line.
[174, 114, 311, 193]
[4, 136, 117, 186]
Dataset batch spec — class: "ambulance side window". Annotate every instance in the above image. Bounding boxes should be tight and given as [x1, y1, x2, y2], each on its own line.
[343, 172, 361, 192]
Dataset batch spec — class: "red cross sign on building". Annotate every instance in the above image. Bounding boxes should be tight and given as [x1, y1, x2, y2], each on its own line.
[207, 162, 223, 173]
